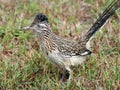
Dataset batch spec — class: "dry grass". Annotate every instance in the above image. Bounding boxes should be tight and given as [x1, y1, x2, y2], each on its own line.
[0, 0, 120, 90]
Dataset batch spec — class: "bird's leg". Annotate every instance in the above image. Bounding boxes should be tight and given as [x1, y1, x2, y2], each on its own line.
[61, 67, 70, 82]
[61, 69, 66, 81]
[65, 67, 73, 81]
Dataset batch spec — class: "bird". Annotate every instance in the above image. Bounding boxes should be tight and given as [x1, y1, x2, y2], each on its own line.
[23, 0, 120, 81]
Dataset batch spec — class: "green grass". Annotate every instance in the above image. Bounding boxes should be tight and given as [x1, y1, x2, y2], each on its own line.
[0, 0, 120, 90]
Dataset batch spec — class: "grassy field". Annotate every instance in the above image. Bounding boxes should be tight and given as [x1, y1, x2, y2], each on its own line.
[0, 0, 120, 90]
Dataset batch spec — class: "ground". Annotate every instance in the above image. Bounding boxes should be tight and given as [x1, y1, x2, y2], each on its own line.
[0, 0, 120, 90]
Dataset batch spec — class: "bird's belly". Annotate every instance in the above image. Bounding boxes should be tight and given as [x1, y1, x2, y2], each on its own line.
[47, 50, 87, 67]
[69, 56, 86, 66]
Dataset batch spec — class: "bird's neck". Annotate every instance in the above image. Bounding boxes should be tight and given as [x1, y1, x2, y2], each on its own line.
[39, 24, 54, 38]
[38, 24, 57, 54]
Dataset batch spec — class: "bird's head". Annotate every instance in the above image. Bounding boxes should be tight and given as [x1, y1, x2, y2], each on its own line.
[23, 13, 49, 32]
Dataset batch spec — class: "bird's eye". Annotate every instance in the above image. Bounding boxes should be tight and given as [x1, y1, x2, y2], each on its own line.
[37, 24, 40, 27]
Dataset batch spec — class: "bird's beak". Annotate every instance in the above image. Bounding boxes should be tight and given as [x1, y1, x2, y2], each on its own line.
[22, 26, 31, 30]
[22, 25, 35, 30]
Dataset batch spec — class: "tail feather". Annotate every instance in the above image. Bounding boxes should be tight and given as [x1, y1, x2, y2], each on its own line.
[80, 0, 120, 45]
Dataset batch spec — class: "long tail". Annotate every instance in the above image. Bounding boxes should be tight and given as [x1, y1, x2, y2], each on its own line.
[79, 0, 120, 45]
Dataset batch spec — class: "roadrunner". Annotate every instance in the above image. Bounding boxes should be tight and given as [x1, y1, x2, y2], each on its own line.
[23, 0, 120, 81]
